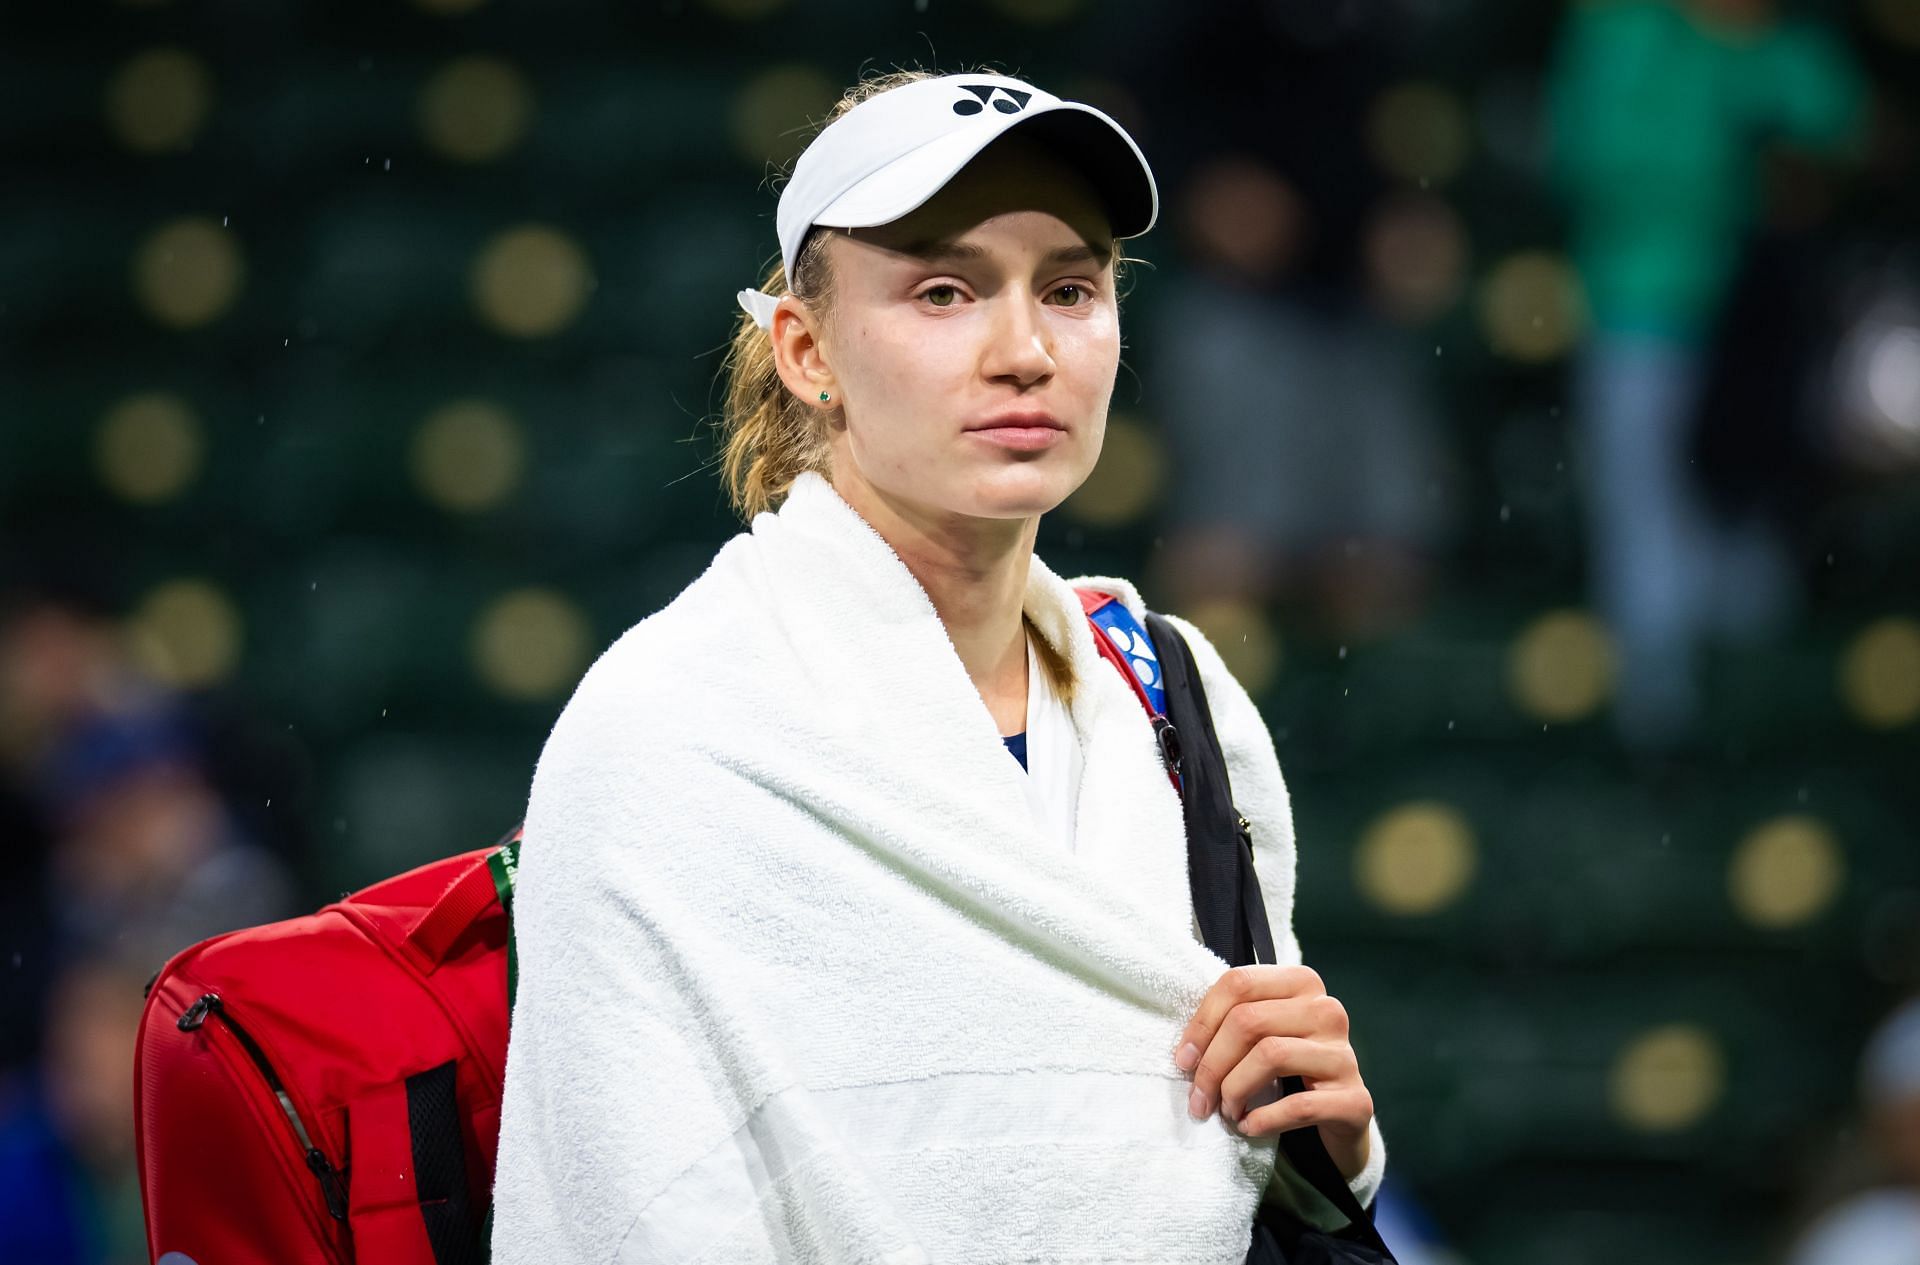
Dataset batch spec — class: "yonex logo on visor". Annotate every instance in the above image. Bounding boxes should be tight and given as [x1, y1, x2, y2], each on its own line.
[953, 85, 1031, 116]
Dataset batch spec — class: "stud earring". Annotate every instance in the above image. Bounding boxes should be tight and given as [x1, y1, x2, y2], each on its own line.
[819, 390, 831, 403]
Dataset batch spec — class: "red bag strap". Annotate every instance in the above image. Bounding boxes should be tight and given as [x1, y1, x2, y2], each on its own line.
[405, 823, 524, 971]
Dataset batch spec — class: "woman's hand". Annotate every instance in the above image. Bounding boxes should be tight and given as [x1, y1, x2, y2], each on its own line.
[1172, 964, 1374, 1182]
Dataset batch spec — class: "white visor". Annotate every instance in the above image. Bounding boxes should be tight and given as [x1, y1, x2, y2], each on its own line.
[736, 72, 1157, 329]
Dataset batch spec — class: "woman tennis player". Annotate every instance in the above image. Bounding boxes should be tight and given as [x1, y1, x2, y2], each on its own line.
[490, 68, 1386, 1263]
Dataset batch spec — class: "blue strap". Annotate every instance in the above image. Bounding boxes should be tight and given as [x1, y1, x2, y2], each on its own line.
[1085, 601, 1167, 715]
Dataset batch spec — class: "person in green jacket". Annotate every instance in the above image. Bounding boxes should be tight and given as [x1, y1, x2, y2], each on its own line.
[1546, 0, 1866, 748]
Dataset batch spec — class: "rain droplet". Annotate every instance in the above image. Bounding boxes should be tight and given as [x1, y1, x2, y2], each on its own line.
[1446, 720, 1455, 730]
[1797, 785, 1809, 804]
[1499, 505, 1511, 523]
[1338, 645, 1348, 660]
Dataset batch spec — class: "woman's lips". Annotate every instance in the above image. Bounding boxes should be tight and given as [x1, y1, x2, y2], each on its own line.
[969, 426, 1065, 451]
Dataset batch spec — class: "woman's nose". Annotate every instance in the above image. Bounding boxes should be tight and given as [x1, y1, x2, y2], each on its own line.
[981, 294, 1055, 387]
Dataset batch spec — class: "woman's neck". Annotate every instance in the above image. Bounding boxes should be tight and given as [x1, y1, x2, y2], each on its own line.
[830, 471, 1034, 734]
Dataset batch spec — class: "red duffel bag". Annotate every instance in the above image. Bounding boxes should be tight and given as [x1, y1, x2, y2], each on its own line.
[134, 824, 522, 1265]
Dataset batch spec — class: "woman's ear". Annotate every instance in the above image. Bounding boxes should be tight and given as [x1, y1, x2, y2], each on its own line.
[770, 297, 837, 411]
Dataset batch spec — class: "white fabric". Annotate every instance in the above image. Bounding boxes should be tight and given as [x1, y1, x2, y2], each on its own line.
[736, 71, 1158, 329]
[1017, 625, 1082, 856]
[490, 469, 1387, 1264]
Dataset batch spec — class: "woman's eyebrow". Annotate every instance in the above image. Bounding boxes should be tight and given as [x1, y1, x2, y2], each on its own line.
[895, 238, 1114, 268]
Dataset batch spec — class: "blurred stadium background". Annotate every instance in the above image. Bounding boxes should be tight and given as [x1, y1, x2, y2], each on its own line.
[3, 0, 1919, 1262]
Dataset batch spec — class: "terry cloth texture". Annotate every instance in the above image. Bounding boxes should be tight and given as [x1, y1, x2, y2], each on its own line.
[490, 469, 1386, 1264]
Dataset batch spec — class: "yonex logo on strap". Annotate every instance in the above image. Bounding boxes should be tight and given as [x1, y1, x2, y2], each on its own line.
[953, 84, 1032, 116]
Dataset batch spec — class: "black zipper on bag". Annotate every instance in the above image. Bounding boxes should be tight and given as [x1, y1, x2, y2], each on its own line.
[178, 992, 349, 1222]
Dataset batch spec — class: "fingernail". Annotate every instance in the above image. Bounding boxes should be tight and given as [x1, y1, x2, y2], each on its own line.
[1188, 1086, 1209, 1119]
[1175, 1043, 1199, 1073]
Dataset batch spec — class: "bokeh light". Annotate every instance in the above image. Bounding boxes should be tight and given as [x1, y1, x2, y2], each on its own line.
[1838, 615, 1920, 728]
[132, 216, 245, 329]
[104, 47, 213, 154]
[1477, 250, 1586, 363]
[1354, 801, 1476, 916]
[1061, 414, 1163, 527]
[1609, 1024, 1725, 1133]
[411, 399, 526, 513]
[469, 224, 593, 338]
[125, 578, 243, 688]
[95, 392, 204, 505]
[1728, 814, 1844, 930]
[729, 65, 839, 169]
[471, 588, 592, 701]
[1182, 598, 1282, 699]
[1366, 81, 1472, 188]
[417, 55, 534, 164]
[1507, 609, 1615, 723]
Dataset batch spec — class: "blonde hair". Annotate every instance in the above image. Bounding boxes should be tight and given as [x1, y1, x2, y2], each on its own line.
[716, 67, 1126, 708]
[716, 69, 938, 524]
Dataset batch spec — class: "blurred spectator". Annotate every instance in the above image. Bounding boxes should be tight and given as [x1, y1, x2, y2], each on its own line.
[1143, 154, 1456, 642]
[1788, 995, 1920, 1265]
[37, 699, 297, 974]
[1121, 0, 1459, 642]
[0, 948, 153, 1265]
[0, 593, 299, 1081]
[0, 594, 143, 1075]
[1546, 0, 1868, 749]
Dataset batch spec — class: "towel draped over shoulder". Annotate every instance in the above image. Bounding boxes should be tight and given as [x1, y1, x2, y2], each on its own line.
[490, 470, 1386, 1264]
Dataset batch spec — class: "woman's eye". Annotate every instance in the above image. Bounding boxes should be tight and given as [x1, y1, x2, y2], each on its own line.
[922, 285, 959, 308]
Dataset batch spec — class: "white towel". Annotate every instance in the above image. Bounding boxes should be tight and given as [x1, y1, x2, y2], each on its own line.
[490, 470, 1386, 1264]
[1017, 625, 1082, 855]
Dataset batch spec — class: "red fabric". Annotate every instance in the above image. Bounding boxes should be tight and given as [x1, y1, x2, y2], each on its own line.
[135, 833, 518, 1265]
[345, 1079, 438, 1263]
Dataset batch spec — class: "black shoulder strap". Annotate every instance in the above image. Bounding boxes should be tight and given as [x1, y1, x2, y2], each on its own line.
[1146, 611, 1260, 967]
[1144, 612, 1390, 1251]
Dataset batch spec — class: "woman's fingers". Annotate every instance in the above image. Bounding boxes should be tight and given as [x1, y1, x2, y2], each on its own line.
[1235, 1085, 1376, 1154]
[1172, 965, 1325, 1076]
[1183, 991, 1350, 1118]
[1215, 1035, 1356, 1123]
